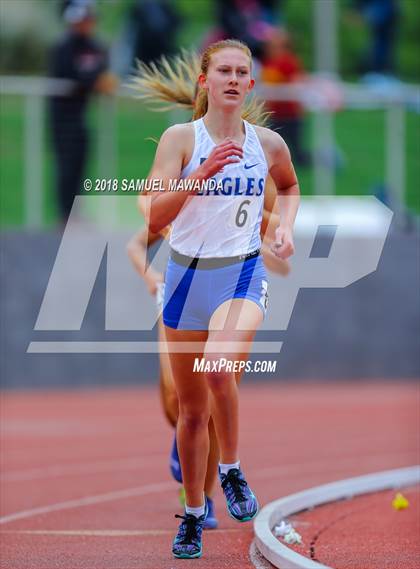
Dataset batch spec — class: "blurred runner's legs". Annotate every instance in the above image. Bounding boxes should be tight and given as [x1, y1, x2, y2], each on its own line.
[129, 39, 299, 559]
[127, 177, 289, 530]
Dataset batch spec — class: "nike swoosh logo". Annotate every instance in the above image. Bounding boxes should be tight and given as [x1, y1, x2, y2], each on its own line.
[244, 163, 259, 170]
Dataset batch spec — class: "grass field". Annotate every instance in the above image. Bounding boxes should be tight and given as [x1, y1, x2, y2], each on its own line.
[0, 94, 419, 227]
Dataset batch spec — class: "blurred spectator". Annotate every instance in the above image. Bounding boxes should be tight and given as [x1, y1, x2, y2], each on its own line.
[260, 27, 310, 166]
[213, 0, 284, 60]
[352, 0, 400, 74]
[48, 0, 118, 221]
[130, 0, 180, 65]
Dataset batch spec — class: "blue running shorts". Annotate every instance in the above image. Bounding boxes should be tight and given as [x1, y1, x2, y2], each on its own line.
[163, 249, 268, 330]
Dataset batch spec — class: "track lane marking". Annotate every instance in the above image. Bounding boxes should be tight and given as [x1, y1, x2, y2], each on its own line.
[1, 452, 414, 525]
[0, 528, 243, 537]
[1, 455, 165, 482]
[2, 448, 414, 484]
[252, 451, 417, 481]
[0, 481, 176, 525]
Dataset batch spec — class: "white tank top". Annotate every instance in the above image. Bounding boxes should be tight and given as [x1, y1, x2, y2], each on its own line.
[169, 118, 268, 258]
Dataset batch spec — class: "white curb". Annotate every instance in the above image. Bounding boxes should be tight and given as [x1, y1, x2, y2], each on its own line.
[254, 465, 420, 569]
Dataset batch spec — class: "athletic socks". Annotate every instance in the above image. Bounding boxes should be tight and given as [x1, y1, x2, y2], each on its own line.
[185, 501, 206, 519]
[219, 460, 240, 475]
[183, 462, 242, 518]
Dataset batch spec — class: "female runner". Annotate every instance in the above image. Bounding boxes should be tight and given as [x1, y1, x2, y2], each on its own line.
[127, 177, 290, 530]
[132, 38, 299, 559]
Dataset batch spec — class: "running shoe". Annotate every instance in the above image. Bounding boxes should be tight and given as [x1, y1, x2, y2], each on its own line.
[172, 501, 208, 559]
[219, 467, 259, 522]
[170, 433, 183, 483]
[203, 495, 218, 530]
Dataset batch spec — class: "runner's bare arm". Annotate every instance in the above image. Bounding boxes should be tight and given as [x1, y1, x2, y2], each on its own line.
[146, 125, 243, 233]
[261, 175, 280, 238]
[127, 228, 164, 295]
[260, 177, 290, 274]
[259, 128, 300, 259]
[137, 193, 170, 241]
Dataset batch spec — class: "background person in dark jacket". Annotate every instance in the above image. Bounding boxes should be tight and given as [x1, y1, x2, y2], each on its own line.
[48, 0, 117, 221]
[131, 0, 180, 66]
[351, 0, 400, 75]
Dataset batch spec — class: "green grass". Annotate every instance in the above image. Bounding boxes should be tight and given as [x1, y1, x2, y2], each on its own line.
[0, 95, 25, 225]
[0, 94, 419, 226]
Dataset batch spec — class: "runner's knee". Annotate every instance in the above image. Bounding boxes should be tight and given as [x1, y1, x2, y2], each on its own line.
[206, 356, 235, 396]
[179, 405, 210, 433]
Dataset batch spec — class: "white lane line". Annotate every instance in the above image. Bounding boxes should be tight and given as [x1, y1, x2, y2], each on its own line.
[252, 450, 417, 481]
[0, 481, 176, 525]
[0, 528, 243, 537]
[3, 448, 412, 484]
[1, 455, 164, 483]
[0, 419, 116, 437]
[1, 453, 415, 529]
[249, 539, 276, 569]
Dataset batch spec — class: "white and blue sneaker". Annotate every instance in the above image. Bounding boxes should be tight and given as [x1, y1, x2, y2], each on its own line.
[172, 499, 209, 559]
[219, 467, 259, 522]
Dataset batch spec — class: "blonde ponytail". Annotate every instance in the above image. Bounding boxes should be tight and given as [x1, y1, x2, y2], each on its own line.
[131, 49, 200, 112]
[192, 86, 208, 120]
[130, 40, 270, 126]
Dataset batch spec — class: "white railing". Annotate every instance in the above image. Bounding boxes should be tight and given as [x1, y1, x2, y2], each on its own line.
[256, 78, 419, 219]
[0, 75, 418, 227]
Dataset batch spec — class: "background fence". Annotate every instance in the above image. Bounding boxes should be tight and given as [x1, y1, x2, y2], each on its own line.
[0, 76, 419, 228]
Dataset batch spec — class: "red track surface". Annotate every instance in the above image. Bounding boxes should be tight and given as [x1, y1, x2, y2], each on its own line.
[0, 382, 418, 569]
[287, 485, 420, 569]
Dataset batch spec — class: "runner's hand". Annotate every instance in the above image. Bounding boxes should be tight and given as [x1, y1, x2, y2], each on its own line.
[198, 138, 243, 179]
[270, 226, 295, 259]
[145, 272, 164, 296]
